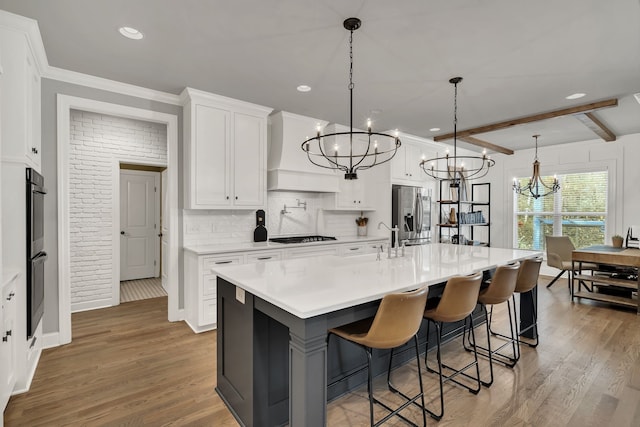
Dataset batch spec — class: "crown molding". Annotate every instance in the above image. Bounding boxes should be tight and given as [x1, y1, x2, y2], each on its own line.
[0, 10, 48, 75]
[44, 66, 182, 105]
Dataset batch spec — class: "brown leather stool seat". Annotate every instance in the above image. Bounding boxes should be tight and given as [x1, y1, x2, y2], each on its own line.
[489, 257, 543, 362]
[463, 262, 520, 387]
[328, 286, 429, 427]
[422, 272, 483, 421]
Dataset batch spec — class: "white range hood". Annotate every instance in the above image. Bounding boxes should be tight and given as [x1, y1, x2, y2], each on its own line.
[267, 111, 340, 192]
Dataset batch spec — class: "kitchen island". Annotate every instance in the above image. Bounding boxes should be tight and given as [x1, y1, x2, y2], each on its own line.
[214, 243, 540, 427]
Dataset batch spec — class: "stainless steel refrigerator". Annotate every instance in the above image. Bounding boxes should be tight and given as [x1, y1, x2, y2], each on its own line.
[392, 185, 432, 246]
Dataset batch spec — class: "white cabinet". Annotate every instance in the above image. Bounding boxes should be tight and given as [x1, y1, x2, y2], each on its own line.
[0, 27, 41, 170]
[184, 252, 245, 332]
[184, 240, 388, 333]
[391, 135, 438, 185]
[182, 88, 272, 210]
[335, 177, 369, 209]
[0, 275, 17, 412]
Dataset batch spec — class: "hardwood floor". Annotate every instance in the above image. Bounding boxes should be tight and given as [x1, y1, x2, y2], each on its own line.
[5, 277, 640, 426]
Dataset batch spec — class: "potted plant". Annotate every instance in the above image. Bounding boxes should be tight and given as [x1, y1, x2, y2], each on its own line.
[355, 212, 368, 236]
[612, 234, 624, 248]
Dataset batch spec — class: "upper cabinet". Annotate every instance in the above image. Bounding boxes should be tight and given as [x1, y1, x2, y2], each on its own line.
[182, 88, 272, 210]
[391, 134, 439, 186]
[0, 26, 42, 171]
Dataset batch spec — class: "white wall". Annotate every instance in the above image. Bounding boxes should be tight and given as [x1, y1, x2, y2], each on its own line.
[68, 110, 167, 311]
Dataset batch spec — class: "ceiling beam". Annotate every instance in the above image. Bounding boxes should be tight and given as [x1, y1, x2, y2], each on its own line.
[433, 98, 619, 141]
[573, 112, 616, 142]
[458, 136, 514, 155]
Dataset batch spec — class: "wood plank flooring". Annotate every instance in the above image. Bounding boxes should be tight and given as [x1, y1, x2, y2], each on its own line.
[5, 277, 640, 426]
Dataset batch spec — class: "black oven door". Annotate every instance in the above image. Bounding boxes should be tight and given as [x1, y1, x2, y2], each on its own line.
[27, 168, 47, 257]
[27, 251, 47, 339]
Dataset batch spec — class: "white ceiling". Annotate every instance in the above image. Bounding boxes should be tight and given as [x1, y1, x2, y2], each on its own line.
[1, 0, 639, 153]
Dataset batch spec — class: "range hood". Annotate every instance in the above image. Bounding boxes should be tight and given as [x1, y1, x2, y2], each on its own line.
[267, 111, 340, 192]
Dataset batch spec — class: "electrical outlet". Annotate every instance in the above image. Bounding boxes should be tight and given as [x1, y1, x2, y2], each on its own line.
[235, 287, 245, 304]
[186, 223, 201, 233]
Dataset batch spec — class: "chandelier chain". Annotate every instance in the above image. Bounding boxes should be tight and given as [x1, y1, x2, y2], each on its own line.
[348, 30, 354, 91]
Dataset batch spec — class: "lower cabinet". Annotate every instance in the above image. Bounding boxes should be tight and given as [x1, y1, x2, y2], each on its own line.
[184, 240, 387, 333]
[0, 275, 17, 412]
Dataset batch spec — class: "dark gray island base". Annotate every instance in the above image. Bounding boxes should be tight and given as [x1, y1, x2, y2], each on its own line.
[215, 277, 537, 427]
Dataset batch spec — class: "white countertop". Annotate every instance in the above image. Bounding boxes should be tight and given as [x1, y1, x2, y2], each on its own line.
[183, 235, 388, 255]
[214, 243, 541, 319]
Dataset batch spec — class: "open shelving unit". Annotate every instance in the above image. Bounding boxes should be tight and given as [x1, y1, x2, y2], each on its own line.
[437, 181, 490, 246]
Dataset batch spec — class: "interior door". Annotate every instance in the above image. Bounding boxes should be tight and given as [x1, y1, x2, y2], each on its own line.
[120, 170, 159, 281]
[161, 170, 168, 291]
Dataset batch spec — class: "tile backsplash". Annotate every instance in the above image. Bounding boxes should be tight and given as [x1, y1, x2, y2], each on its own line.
[183, 191, 360, 246]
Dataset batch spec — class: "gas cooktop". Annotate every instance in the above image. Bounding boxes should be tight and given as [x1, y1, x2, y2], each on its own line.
[269, 235, 337, 244]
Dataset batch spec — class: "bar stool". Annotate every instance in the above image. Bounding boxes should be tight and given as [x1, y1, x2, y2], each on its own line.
[463, 262, 520, 387]
[328, 286, 429, 427]
[422, 272, 483, 421]
[489, 257, 543, 362]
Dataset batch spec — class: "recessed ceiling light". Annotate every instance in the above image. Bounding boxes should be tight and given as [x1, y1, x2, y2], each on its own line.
[297, 85, 311, 92]
[565, 93, 586, 100]
[119, 26, 144, 40]
[429, 127, 441, 132]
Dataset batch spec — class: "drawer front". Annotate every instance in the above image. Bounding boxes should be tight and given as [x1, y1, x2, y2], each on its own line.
[246, 250, 283, 263]
[203, 254, 244, 271]
[286, 246, 340, 259]
[339, 242, 386, 256]
[202, 273, 217, 297]
[200, 298, 217, 325]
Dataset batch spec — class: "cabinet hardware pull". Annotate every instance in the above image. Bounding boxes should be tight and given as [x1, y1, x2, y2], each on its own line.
[7, 292, 14, 300]
[6, 330, 11, 337]
[257, 257, 272, 260]
[2, 335, 6, 342]
[226, 196, 229, 200]
[215, 260, 233, 264]
[350, 247, 359, 251]
[235, 196, 238, 200]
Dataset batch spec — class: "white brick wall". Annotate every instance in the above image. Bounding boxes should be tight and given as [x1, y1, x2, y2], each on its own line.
[183, 191, 358, 246]
[69, 110, 167, 310]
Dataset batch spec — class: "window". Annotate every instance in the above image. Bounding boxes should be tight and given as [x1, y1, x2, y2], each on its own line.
[514, 170, 608, 250]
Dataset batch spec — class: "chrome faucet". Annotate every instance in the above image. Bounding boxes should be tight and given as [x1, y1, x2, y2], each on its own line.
[378, 222, 400, 257]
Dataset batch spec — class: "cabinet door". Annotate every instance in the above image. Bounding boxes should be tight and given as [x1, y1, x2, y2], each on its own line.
[232, 112, 265, 207]
[192, 104, 231, 208]
[405, 143, 424, 181]
[336, 179, 363, 208]
[25, 51, 41, 169]
[391, 143, 408, 181]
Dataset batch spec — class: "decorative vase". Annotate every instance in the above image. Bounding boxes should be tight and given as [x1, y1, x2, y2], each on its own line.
[612, 236, 623, 248]
[449, 207, 457, 224]
[357, 225, 367, 236]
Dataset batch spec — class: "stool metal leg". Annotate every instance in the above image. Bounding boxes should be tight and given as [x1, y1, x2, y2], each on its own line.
[469, 302, 518, 371]
[424, 316, 482, 420]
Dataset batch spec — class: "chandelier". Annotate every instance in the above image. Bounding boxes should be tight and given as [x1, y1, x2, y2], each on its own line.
[301, 18, 400, 180]
[513, 134, 560, 199]
[420, 77, 495, 184]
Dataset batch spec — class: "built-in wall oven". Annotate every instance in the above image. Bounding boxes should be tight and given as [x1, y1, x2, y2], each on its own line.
[26, 168, 46, 339]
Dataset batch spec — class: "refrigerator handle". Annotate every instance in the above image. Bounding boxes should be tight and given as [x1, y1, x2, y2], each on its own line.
[416, 192, 423, 236]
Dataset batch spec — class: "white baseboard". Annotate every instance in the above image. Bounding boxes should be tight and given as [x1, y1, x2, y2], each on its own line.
[42, 332, 60, 349]
[11, 347, 41, 396]
[185, 319, 216, 334]
[71, 298, 112, 313]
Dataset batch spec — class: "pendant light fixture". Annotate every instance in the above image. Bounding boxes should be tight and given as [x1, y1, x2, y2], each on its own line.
[301, 18, 401, 180]
[513, 134, 560, 199]
[420, 77, 495, 184]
